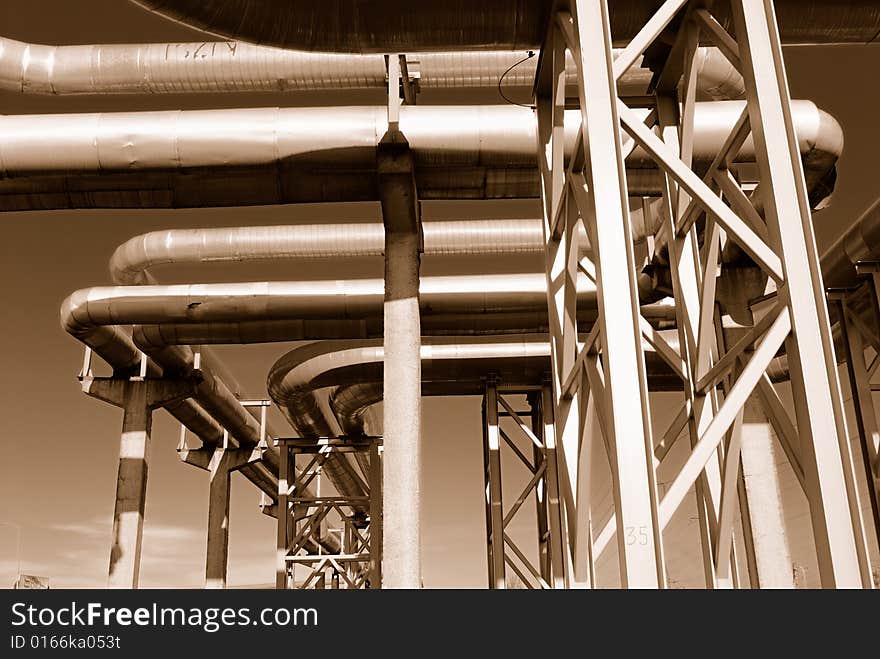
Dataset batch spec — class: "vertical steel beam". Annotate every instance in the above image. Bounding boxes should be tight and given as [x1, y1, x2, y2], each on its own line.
[481, 398, 495, 588]
[530, 394, 551, 582]
[540, 386, 568, 588]
[485, 384, 506, 589]
[569, 383, 598, 588]
[275, 442, 289, 589]
[730, 0, 864, 587]
[369, 442, 383, 589]
[571, 0, 662, 587]
[656, 83, 728, 588]
[536, 17, 581, 588]
[835, 297, 880, 550]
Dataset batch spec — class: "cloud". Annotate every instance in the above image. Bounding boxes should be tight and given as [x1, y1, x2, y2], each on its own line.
[46, 520, 109, 539]
[3, 512, 274, 590]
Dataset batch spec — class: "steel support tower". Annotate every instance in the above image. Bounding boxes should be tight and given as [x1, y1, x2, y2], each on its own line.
[534, 0, 871, 588]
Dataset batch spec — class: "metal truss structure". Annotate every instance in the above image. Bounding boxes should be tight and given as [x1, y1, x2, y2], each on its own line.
[535, 0, 872, 588]
[829, 264, 880, 552]
[482, 383, 566, 589]
[275, 437, 382, 590]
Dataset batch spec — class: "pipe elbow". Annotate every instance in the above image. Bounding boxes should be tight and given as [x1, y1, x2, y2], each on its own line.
[59, 288, 92, 336]
[109, 233, 153, 284]
[0, 37, 30, 93]
[694, 47, 745, 100]
[131, 324, 167, 351]
[813, 107, 844, 161]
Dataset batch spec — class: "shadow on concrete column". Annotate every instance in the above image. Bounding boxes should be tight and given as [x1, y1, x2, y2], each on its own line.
[378, 127, 422, 588]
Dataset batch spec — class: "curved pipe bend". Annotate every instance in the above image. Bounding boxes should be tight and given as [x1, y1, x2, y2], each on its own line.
[822, 197, 880, 288]
[266, 335, 682, 463]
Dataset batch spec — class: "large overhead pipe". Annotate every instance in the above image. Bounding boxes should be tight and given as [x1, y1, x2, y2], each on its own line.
[0, 101, 840, 211]
[129, 0, 880, 52]
[0, 36, 741, 98]
[62, 273, 599, 345]
[109, 219, 555, 284]
[821, 197, 880, 288]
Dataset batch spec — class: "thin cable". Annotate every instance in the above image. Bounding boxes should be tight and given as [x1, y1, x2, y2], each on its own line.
[498, 50, 536, 108]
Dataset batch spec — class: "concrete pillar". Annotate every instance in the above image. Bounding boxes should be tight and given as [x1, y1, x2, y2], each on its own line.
[109, 382, 151, 589]
[740, 397, 795, 588]
[205, 451, 233, 589]
[178, 443, 260, 589]
[378, 76, 422, 587]
[81, 375, 195, 589]
[381, 229, 422, 587]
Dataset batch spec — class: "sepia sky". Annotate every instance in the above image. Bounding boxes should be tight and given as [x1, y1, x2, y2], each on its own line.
[0, 0, 878, 588]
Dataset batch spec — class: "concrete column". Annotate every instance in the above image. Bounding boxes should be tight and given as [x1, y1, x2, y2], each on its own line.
[740, 397, 795, 588]
[109, 382, 151, 589]
[378, 82, 422, 588]
[381, 229, 422, 588]
[178, 443, 260, 588]
[82, 376, 196, 589]
[206, 451, 233, 589]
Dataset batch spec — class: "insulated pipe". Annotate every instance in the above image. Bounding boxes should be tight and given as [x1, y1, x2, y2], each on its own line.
[61, 274, 601, 361]
[269, 337, 556, 408]
[60, 272, 604, 382]
[110, 220, 559, 285]
[332, 383, 387, 438]
[821, 197, 880, 288]
[0, 101, 840, 211]
[129, 0, 880, 52]
[130, 303, 678, 347]
[266, 337, 681, 463]
[0, 36, 738, 97]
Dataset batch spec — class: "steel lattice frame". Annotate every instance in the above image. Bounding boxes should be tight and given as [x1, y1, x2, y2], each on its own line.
[829, 265, 880, 553]
[535, 0, 872, 588]
[275, 437, 382, 590]
[482, 383, 566, 589]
